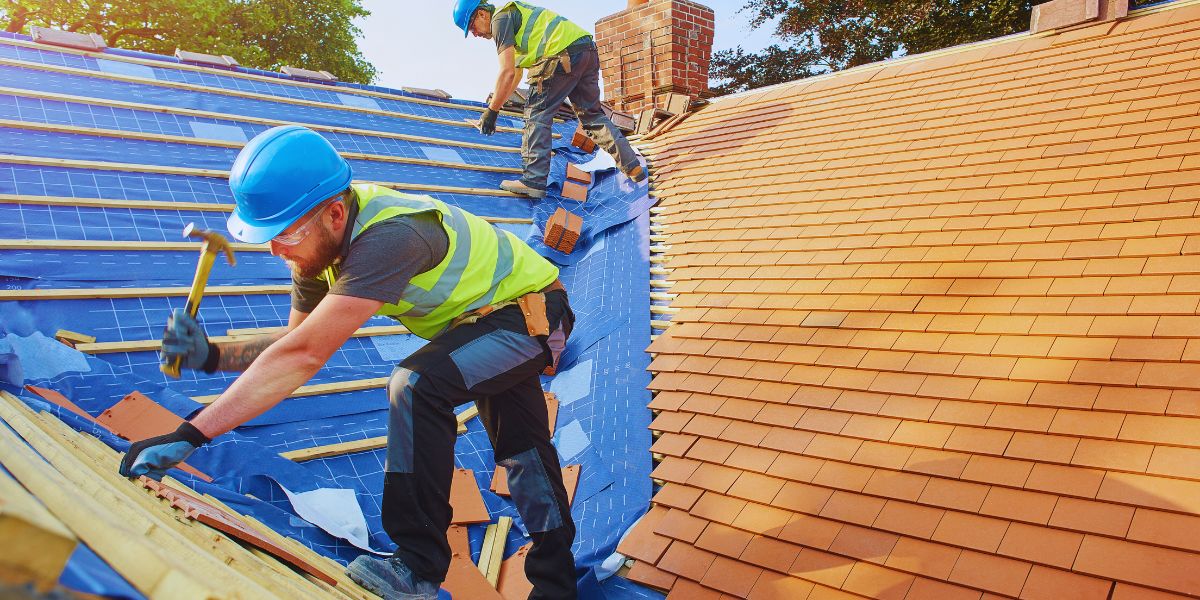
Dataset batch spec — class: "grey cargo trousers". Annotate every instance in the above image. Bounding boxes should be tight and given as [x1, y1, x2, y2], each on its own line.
[520, 39, 640, 191]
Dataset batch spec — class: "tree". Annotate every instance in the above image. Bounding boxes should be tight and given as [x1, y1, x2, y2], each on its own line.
[711, 0, 1156, 95]
[0, 0, 377, 84]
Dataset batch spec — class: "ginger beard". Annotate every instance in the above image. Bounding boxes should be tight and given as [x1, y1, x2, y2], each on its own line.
[284, 220, 342, 279]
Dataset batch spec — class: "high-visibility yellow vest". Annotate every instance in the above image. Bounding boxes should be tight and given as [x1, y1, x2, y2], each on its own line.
[321, 184, 559, 339]
[499, 1, 590, 68]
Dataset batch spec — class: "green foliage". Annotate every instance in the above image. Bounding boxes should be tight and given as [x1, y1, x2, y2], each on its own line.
[0, 0, 377, 84]
[712, 0, 1038, 95]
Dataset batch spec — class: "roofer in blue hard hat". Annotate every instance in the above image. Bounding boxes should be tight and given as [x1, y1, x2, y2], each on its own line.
[455, 0, 646, 198]
[118, 125, 579, 599]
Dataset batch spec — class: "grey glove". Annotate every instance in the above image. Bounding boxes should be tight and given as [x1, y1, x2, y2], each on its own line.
[161, 308, 218, 373]
[478, 108, 498, 136]
[119, 421, 211, 480]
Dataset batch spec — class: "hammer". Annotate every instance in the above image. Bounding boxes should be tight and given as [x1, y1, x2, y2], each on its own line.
[161, 223, 236, 378]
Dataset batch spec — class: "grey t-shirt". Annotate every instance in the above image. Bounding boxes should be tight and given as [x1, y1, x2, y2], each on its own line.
[291, 211, 449, 313]
[492, 8, 519, 54]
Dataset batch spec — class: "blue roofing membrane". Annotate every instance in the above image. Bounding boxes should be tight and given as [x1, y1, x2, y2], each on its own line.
[0, 32, 661, 599]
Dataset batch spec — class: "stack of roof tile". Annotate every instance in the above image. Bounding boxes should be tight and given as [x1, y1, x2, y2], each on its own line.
[625, 2, 1200, 598]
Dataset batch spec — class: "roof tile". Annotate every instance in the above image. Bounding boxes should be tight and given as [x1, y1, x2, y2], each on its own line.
[948, 550, 1033, 597]
[656, 508, 710, 544]
[904, 577, 983, 600]
[853, 441, 915, 470]
[619, 507, 674, 563]
[664, 578, 723, 600]
[917, 477, 990, 513]
[840, 560, 916, 600]
[789, 548, 856, 589]
[778, 512, 845, 550]
[864, 470, 931, 503]
[700, 555, 765, 597]
[692, 491, 750, 526]
[884, 535, 962, 581]
[1005, 432, 1080, 464]
[1070, 439, 1153, 472]
[931, 511, 1012, 553]
[739, 534, 805, 574]
[996, 521, 1084, 569]
[733, 502, 794, 536]
[657, 540, 718, 582]
[653, 432, 699, 457]
[943, 426, 1013, 455]
[829, 524, 900, 561]
[819, 491, 888, 526]
[812, 461, 876, 492]
[655, 483, 705, 511]
[1073, 535, 1200, 596]
[748, 571, 816, 600]
[962, 455, 1036, 489]
[653, 457, 703, 484]
[688, 462, 743, 494]
[686, 437, 738, 464]
[873, 498, 947, 538]
[625, 560, 678, 591]
[979, 486, 1058, 525]
[1018, 565, 1113, 600]
[1126, 508, 1200, 554]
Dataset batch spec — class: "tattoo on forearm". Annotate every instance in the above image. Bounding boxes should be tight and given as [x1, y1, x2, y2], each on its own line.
[216, 332, 285, 371]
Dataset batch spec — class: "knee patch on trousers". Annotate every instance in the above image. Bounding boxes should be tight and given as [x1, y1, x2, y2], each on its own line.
[386, 367, 420, 473]
[498, 448, 564, 533]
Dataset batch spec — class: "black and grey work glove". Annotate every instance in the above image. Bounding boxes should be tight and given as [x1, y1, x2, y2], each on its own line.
[478, 108, 498, 136]
[118, 421, 211, 480]
[161, 308, 219, 373]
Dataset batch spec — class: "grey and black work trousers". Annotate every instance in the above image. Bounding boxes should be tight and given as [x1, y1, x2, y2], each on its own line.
[520, 40, 640, 191]
[381, 289, 577, 599]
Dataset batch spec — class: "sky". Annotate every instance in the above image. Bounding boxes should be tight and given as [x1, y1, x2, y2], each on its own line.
[354, 1, 780, 100]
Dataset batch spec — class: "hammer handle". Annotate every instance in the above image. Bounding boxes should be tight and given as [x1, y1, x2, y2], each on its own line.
[161, 249, 219, 378]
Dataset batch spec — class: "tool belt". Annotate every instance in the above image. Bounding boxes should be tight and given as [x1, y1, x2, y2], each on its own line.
[525, 38, 591, 95]
[525, 53, 570, 95]
[449, 279, 569, 375]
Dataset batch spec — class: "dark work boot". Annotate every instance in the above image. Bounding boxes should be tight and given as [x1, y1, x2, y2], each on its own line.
[346, 555, 439, 600]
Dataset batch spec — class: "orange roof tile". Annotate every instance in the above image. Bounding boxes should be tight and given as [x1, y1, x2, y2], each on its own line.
[630, 2, 1200, 597]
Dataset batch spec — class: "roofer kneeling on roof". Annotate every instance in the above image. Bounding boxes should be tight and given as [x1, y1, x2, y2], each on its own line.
[118, 125, 579, 600]
[456, 0, 647, 198]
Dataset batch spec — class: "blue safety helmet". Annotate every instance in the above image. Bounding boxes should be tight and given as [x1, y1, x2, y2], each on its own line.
[226, 126, 352, 244]
[453, 0, 485, 37]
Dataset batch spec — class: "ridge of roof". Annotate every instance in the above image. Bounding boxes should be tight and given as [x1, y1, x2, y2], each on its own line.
[712, 0, 1199, 107]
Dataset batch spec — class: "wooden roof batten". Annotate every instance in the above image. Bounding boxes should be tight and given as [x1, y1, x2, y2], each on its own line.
[625, 2, 1200, 599]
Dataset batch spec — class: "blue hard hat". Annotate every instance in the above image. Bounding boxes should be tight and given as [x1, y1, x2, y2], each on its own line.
[226, 126, 352, 244]
[454, 0, 484, 37]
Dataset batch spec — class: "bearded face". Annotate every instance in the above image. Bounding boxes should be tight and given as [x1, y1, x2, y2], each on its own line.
[268, 199, 347, 279]
[284, 221, 342, 278]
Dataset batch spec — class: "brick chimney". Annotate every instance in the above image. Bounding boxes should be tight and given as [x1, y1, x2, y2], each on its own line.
[1030, 0, 1128, 34]
[595, 0, 715, 115]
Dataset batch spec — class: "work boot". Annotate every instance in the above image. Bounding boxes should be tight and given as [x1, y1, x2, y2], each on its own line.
[346, 555, 439, 600]
[623, 163, 648, 183]
[500, 179, 547, 198]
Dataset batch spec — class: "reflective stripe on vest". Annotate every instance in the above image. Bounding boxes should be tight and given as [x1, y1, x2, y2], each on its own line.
[500, 1, 589, 68]
[322, 184, 559, 339]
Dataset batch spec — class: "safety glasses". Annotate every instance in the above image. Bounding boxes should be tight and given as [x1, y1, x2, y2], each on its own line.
[272, 202, 331, 247]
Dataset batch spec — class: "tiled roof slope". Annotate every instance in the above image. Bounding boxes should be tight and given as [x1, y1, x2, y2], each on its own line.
[625, 2, 1200, 598]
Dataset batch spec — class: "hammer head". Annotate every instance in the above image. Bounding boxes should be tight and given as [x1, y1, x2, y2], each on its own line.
[183, 223, 237, 267]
